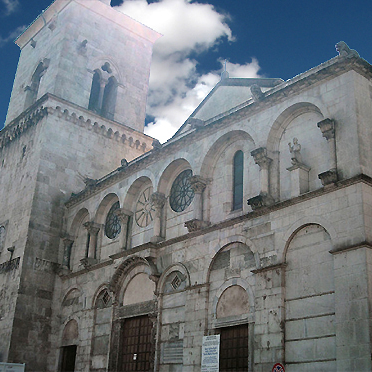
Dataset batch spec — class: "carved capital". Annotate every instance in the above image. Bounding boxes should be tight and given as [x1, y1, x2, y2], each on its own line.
[83, 221, 101, 235]
[317, 118, 335, 141]
[247, 193, 274, 210]
[251, 147, 272, 169]
[189, 175, 207, 194]
[184, 219, 211, 233]
[114, 208, 133, 224]
[318, 169, 338, 186]
[80, 257, 98, 268]
[150, 192, 166, 209]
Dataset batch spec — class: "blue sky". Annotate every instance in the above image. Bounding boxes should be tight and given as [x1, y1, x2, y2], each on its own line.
[1, 0, 371, 141]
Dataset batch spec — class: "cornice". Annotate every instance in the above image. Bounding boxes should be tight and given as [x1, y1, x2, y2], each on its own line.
[1, 94, 152, 155]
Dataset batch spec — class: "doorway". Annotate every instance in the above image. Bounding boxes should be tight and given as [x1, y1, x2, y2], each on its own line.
[219, 324, 248, 371]
[60, 345, 77, 372]
[120, 315, 154, 371]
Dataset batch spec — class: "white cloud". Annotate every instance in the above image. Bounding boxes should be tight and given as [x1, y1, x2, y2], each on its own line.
[0, 25, 25, 47]
[116, 0, 261, 143]
[1, 0, 19, 16]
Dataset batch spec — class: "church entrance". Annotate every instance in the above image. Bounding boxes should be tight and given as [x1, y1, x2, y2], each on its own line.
[219, 324, 248, 371]
[60, 345, 77, 372]
[120, 315, 154, 371]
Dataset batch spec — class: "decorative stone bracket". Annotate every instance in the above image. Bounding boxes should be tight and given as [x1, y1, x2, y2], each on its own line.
[247, 193, 274, 211]
[184, 219, 211, 233]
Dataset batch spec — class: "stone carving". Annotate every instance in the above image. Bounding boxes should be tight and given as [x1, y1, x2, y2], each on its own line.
[251, 84, 264, 101]
[288, 138, 303, 165]
[184, 219, 210, 233]
[189, 175, 207, 194]
[152, 139, 162, 150]
[120, 158, 128, 168]
[318, 169, 338, 186]
[247, 193, 274, 210]
[335, 41, 359, 58]
[317, 118, 335, 140]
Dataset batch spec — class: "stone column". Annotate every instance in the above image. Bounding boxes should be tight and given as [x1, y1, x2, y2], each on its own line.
[83, 222, 100, 259]
[248, 147, 274, 209]
[62, 237, 74, 270]
[150, 192, 166, 243]
[317, 119, 337, 185]
[189, 175, 207, 220]
[114, 208, 133, 249]
[98, 79, 107, 110]
[185, 175, 210, 232]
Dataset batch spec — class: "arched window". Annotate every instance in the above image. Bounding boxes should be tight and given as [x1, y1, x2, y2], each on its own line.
[233, 150, 244, 210]
[101, 76, 118, 120]
[24, 59, 49, 109]
[88, 63, 118, 120]
[88, 70, 101, 113]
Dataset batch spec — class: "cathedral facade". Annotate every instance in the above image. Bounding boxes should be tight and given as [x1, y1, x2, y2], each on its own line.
[1, 1, 372, 371]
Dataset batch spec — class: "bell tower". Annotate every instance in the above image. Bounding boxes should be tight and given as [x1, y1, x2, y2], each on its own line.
[0, 1, 159, 370]
[5, 0, 161, 131]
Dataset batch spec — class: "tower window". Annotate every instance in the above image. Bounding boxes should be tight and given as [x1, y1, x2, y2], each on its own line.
[88, 64, 118, 120]
[24, 59, 49, 109]
[233, 150, 244, 210]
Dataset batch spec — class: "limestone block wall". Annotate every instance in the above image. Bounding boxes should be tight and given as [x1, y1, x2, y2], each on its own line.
[0, 119, 42, 363]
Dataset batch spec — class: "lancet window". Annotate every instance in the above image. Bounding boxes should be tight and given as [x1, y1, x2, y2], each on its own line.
[233, 150, 244, 210]
[88, 63, 118, 120]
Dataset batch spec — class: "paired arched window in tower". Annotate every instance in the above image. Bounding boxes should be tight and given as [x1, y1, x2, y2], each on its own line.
[24, 59, 50, 110]
[88, 64, 118, 120]
[233, 150, 244, 210]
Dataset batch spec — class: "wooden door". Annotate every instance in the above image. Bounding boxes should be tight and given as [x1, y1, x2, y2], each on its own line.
[121, 315, 153, 372]
[219, 324, 248, 371]
[60, 345, 77, 372]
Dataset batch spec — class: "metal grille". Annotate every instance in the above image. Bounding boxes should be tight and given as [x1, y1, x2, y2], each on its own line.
[219, 324, 248, 371]
[105, 201, 121, 239]
[169, 169, 194, 212]
[121, 316, 153, 371]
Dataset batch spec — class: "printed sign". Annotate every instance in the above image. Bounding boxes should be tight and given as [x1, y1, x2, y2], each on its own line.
[201, 335, 220, 372]
[272, 362, 285, 372]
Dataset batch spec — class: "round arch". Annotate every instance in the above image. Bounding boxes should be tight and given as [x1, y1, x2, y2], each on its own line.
[281, 217, 337, 263]
[266, 102, 324, 153]
[200, 130, 256, 180]
[94, 193, 120, 224]
[68, 208, 90, 237]
[157, 158, 193, 195]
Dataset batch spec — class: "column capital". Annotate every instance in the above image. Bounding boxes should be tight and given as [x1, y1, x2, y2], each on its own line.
[83, 221, 101, 235]
[150, 192, 166, 209]
[189, 175, 207, 194]
[251, 147, 272, 169]
[114, 208, 133, 223]
[317, 118, 335, 140]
